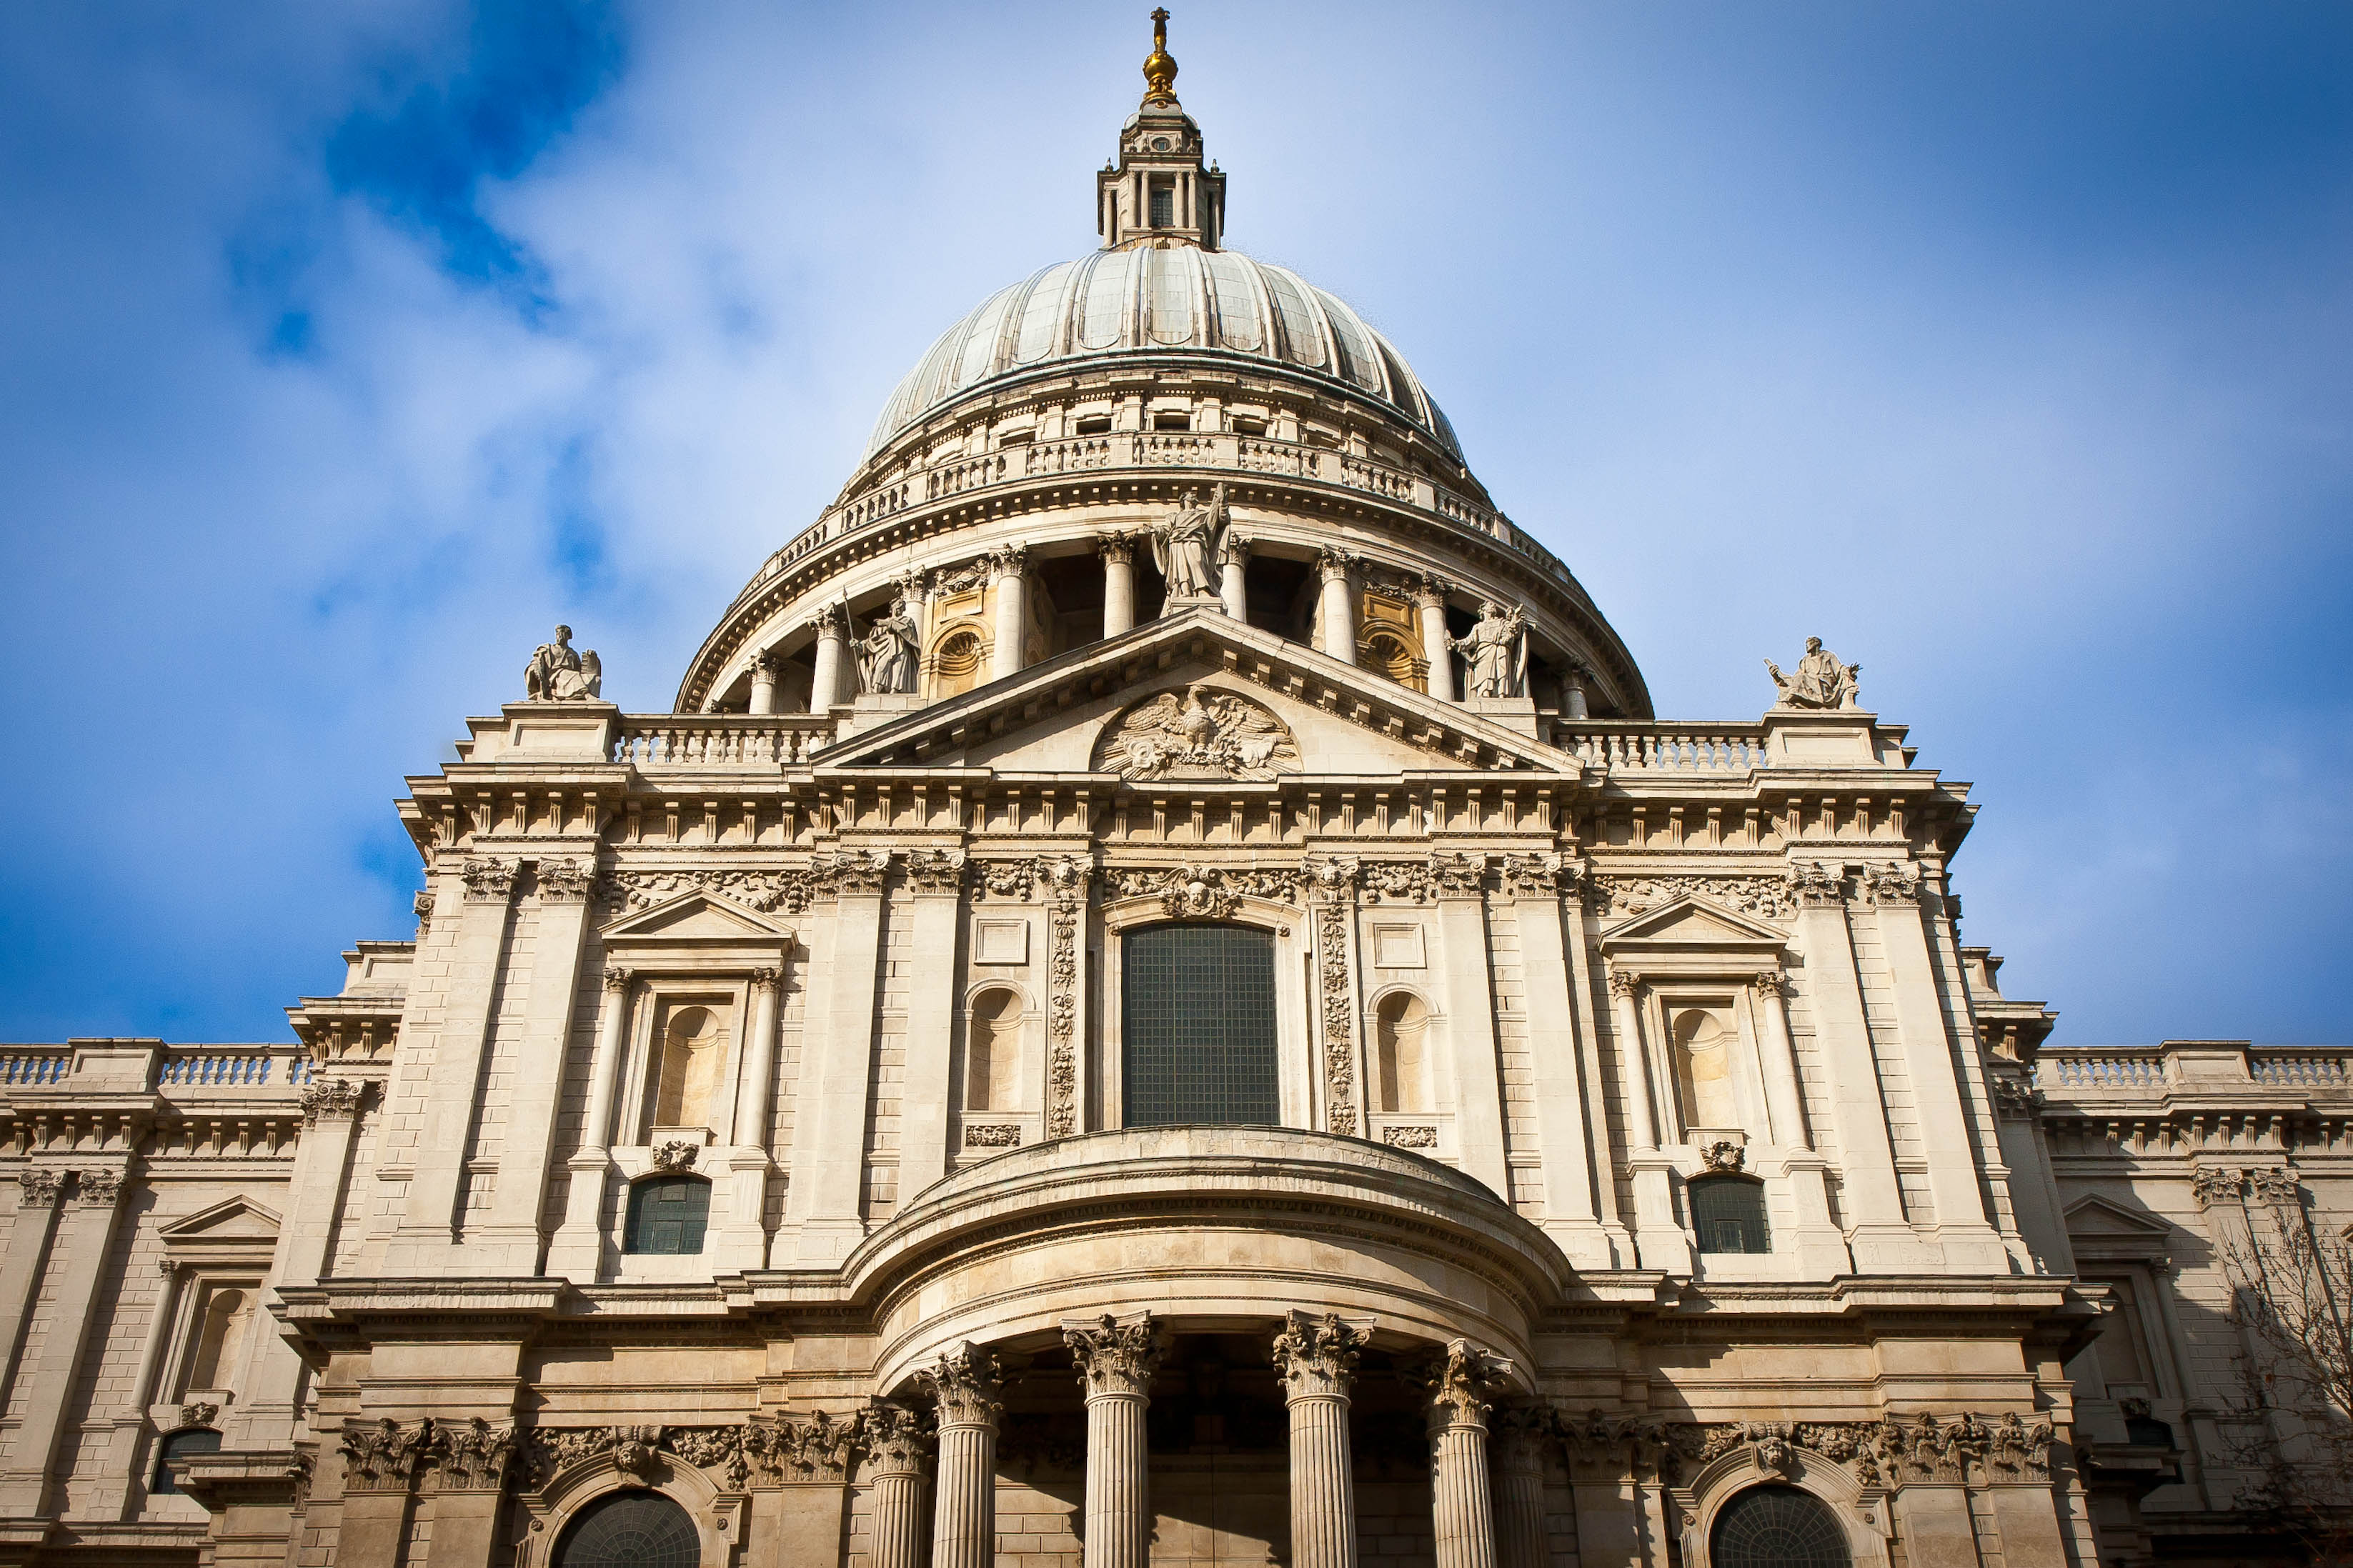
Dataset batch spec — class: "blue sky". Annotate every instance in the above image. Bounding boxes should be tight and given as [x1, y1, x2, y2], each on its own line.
[1, 2, 2347, 1044]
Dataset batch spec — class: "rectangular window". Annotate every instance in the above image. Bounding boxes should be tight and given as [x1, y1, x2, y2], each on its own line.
[1150, 181, 1175, 227]
[1123, 924, 1279, 1127]
[1075, 414, 1114, 436]
[1153, 411, 1192, 431]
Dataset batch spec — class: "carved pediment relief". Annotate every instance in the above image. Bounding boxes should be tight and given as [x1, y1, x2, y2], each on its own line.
[1091, 684, 1300, 781]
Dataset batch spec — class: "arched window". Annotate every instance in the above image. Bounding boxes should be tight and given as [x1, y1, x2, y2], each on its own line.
[651, 1004, 729, 1131]
[1711, 1485, 1851, 1568]
[183, 1286, 251, 1393]
[931, 628, 985, 699]
[555, 1489, 701, 1568]
[965, 989, 1023, 1112]
[150, 1427, 221, 1496]
[1376, 992, 1432, 1114]
[623, 1175, 710, 1256]
[1122, 924, 1278, 1127]
[1690, 1176, 1771, 1255]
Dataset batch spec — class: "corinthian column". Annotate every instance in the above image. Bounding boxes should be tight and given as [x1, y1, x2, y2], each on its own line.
[1491, 1406, 1552, 1568]
[1219, 536, 1250, 619]
[1419, 1339, 1511, 1568]
[1065, 1312, 1163, 1568]
[990, 545, 1030, 681]
[1101, 533, 1137, 636]
[861, 1401, 935, 1568]
[921, 1342, 1003, 1568]
[1317, 549, 1358, 664]
[1272, 1309, 1369, 1568]
[811, 604, 848, 710]
[1415, 579, 1457, 702]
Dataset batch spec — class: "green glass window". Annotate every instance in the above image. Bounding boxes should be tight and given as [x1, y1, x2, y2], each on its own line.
[623, 1175, 710, 1256]
[1123, 924, 1279, 1127]
[1690, 1176, 1771, 1255]
[1711, 1486, 1851, 1568]
[557, 1489, 701, 1568]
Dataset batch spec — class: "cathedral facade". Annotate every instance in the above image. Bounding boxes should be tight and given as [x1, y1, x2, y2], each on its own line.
[1, 24, 2346, 1568]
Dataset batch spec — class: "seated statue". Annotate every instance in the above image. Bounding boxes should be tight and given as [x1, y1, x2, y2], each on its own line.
[1766, 636, 1859, 710]
[525, 625, 603, 702]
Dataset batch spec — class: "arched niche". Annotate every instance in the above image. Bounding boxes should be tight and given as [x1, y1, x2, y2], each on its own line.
[514, 1447, 745, 1568]
[1672, 1448, 1891, 1568]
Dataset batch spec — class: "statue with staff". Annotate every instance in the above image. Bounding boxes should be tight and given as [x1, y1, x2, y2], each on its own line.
[1151, 483, 1228, 607]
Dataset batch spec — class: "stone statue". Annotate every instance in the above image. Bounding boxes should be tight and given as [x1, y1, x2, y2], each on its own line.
[857, 596, 920, 695]
[1451, 601, 1526, 699]
[1150, 484, 1226, 605]
[524, 625, 602, 702]
[1766, 636, 1859, 710]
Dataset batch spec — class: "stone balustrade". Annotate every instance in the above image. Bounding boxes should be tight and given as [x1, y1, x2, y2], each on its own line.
[0, 1042, 310, 1096]
[612, 714, 838, 766]
[1550, 720, 1769, 772]
[2035, 1042, 2353, 1098]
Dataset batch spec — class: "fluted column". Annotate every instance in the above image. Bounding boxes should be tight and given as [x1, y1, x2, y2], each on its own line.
[922, 1342, 1003, 1568]
[862, 1402, 935, 1568]
[1421, 1339, 1511, 1568]
[1415, 581, 1457, 702]
[811, 605, 848, 709]
[1065, 1312, 1163, 1568]
[990, 545, 1030, 681]
[1101, 534, 1136, 636]
[1606, 968, 1658, 1151]
[1748, 969, 1810, 1150]
[1317, 549, 1358, 664]
[1273, 1309, 1370, 1568]
[1219, 536, 1250, 619]
[735, 966, 784, 1147]
[1491, 1406, 1551, 1568]
[750, 649, 780, 714]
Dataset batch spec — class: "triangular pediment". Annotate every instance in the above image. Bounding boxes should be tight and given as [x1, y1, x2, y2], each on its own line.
[2062, 1194, 2173, 1239]
[599, 889, 792, 942]
[158, 1197, 282, 1259]
[1600, 895, 1789, 949]
[813, 606, 1572, 779]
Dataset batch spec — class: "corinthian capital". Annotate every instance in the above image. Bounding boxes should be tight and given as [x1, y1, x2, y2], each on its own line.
[919, 1341, 1004, 1429]
[1607, 968, 1641, 1002]
[1414, 1337, 1513, 1429]
[1270, 1309, 1367, 1402]
[1063, 1312, 1163, 1399]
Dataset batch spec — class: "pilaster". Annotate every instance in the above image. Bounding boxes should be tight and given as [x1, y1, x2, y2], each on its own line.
[786, 854, 890, 1264]
[1503, 854, 1608, 1264]
[547, 964, 634, 1282]
[897, 852, 968, 1197]
[479, 854, 598, 1271]
[1433, 854, 1510, 1197]
[0, 1163, 129, 1516]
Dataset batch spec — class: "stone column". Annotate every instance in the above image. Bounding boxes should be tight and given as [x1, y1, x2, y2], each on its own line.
[1416, 581, 1457, 702]
[990, 545, 1030, 681]
[1491, 1407, 1552, 1568]
[921, 1343, 1003, 1568]
[735, 966, 785, 1149]
[547, 965, 635, 1281]
[422, 1417, 519, 1568]
[1272, 1309, 1368, 1568]
[1101, 534, 1136, 636]
[1608, 969, 1690, 1274]
[1065, 1312, 1163, 1568]
[861, 1402, 934, 1568]
[1219, 536, 1250, 619]
[1421, 1339, 1510, 1568]
[0, 1164, 129, 1514]
[811, 606, 848, 710]
[1504, 854, 1605, 1262]
[1748, 969, 1810, 1150]
[1317, 548, 1358, 664]
[1606, 969, 1659, 1151]
[751, 650, 780, 714]
[717, 964, 786, 1272]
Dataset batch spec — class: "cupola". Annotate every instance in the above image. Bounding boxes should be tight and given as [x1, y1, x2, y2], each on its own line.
[1097, 9, 1226, 251]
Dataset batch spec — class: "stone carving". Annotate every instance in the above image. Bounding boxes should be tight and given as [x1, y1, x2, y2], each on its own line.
[1428, 851, 1486, 897]
[75, 1168, 121, 1206]
[179, 1401, 220, 1429]
[2249, 1166, 2302, 1207]
[1989, 1073, 2039, 1121]
[1766, 636, 1859, 710]
[339, 1419, 432, 1492]
[412, 889, 434, 935]
[1315, 900, 1360, 1138]
[1108, 863, 1299, 919]
[1452, 601, 1527, 699]
[521, 1413, 917, 1493]
[602, 966, 634, 993]
[1044, 859, 1090, 1139]
[1270, 1309, 1366, 1400]
[16, 1169, 60, 1209]
[1304, 854, 1361, 902]
[524, 624, 604, 702]
[987, 543, 1029, 582]
[1150, 484, 1228, 603]
[1785, 862, 1845, 909]
[902, 847, 968, 894]
[1501, 852, 1569, 897]
[930, 559, 991, 597]
[600, 867, 817, 915]
[1699, 1139, 1746, 1174]
[920, 1342, 1004, 1427]
[1066, 1312, 1164, 1397]
[857, 595, 921, 694]
[1550, 1408, 2052, 1487]
[858, 1401, 934, 1477]
[1860, 864, 1921, 909]
[652, 1139, 700, 1173]
[1413, 1337, 1513, 1425]
[298, 1079, 365, 1124]
[964, 1124, 1021, 1148]
[1381, 1125, 1438, 1149]
[610, 1424, 664, 1482]
[1093, 684, 1298, 781]
[1606, 968, 1641, 1002]
[1590, 876, 1795, 924]
[665, 1427, 747, 1489]
[460, 857, 517, 904]
[2193, 1167, 2250, 1209]
[972, 859, 1040, 902]
[812, 849, 892, 898]
[1357, 859, 1433, 904]
[433, 1418, 516, 1492]
[749, 965, 782, 994]
[1098, 530, 1135, 566]
[535, 857, 595, 902]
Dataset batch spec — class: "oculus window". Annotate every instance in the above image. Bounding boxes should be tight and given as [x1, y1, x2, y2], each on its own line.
[1123, 924, 1278, 1127]
[623, 1175, 711, 1256]
[556, 1490, 701, 1568]
[1711, 1486, 1851, 1568]
[1690, 1177, 1771, 1255]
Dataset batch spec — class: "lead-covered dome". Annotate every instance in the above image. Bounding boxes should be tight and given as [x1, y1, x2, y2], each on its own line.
[867, 247, 1463, 461]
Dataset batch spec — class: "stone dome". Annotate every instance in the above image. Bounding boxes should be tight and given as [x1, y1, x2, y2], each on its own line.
[866, 247, 1463, 461]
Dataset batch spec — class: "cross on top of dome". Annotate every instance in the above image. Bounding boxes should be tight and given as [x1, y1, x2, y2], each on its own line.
[1099, 9, 1226, 251]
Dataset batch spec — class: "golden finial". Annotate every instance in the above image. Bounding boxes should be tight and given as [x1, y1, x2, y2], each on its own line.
[1142, 7, 1180, 107]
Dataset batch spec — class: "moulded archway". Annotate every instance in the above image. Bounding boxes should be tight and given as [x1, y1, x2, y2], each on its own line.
[514, 1447, 744, 1568]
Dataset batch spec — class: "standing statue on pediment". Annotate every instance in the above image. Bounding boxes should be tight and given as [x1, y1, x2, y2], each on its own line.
[857, 596, 920, 695]
[1452, 601, 1526, 698]
[1766, 636, 1860, 710]
[1151, 483, 1227, 606]
[524, 625, 602, 701]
